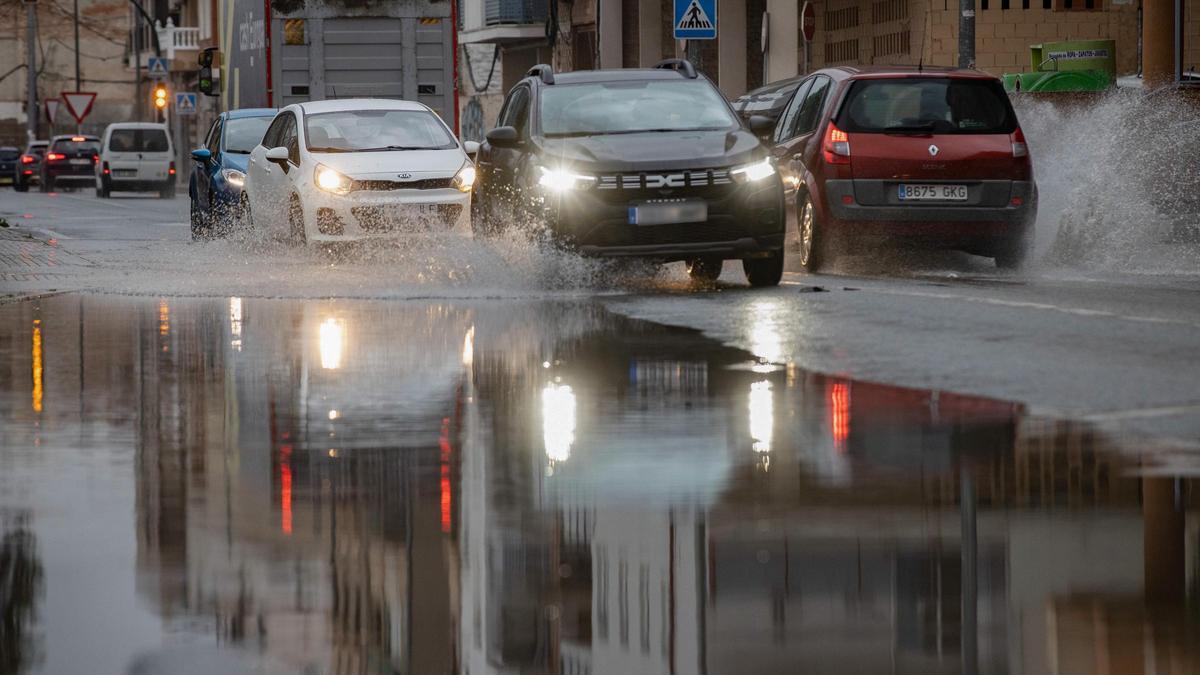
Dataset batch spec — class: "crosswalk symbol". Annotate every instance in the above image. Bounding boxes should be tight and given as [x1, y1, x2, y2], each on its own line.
[174, 92, 197, 115]
[674, 0, 717, 39]
[147, 56, 170, 78]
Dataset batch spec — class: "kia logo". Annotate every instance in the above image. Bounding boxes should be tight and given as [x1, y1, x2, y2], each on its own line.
[397, 172, 413, 179]
[928, 144, 940, 157]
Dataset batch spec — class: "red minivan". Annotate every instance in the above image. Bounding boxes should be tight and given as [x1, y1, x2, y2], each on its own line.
[768, 66, 1036, 270]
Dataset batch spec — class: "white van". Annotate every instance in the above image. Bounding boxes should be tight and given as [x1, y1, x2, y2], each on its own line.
[96, 123, 175, 198]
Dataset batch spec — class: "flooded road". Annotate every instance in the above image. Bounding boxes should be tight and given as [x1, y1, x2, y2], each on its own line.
[1, 294, 1197, 674]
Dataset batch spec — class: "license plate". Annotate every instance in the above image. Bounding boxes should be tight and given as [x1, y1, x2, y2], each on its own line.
[628, 200, 707, 226]
[71, 159, 91, 166]
[898, 184, 968, 201]
[113, 169, 136, 178]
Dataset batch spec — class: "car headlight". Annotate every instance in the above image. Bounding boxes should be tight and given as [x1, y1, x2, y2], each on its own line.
[452, 164, 476, 193]
[537, 165, 596, 192]
[220, 168, 245, 188]
[730, 158, 777, 183]
[314, 164, 352, 195]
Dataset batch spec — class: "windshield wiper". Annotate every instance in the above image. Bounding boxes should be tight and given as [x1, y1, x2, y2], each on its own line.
[358, 145, 442, 152]
[546, 127, 725, 138]
[883, 123, 937, 134]
[307, 146, 348, 153]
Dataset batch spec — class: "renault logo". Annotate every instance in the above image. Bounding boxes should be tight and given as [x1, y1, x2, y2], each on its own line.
[928, 144, 940, 157]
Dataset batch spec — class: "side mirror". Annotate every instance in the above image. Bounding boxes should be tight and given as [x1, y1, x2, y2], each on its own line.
[265, 146, 289, 165]
[485, 126, 521, 149]
[191, 148, 213, 163]
[748, 115, 775, 141]
[463, 140, 480, 158]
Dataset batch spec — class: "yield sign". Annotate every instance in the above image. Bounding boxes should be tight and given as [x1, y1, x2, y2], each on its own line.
[44, 98, 60, 123]
[62, 92, 97, 124]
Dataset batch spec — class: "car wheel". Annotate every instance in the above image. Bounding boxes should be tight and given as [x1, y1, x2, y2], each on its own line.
[189, 198, 210, 240]
[686, 257, 723, 283]
[796, 193, 828, 272]
[995, 238, 1031, 270]
[96, 177, 110, 198]
[743, 249, 785, 287]
[288, 194, 307, 245]
[14, 179, 28, 193]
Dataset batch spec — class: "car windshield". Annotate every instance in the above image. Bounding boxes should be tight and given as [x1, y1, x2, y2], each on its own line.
[540, 80, 738, 137]
[304, 109, 456, 152]
[224, 117, 273, 154]
[108, 129, 169, 152]
[51, 139, 100, 153]
[836, 78, 1017, 134]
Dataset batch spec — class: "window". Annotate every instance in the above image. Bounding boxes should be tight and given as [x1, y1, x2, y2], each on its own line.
[206, 120, 222, 153]
[280, 114, 299, 164]
[791, 75, 832, 137]
[304, 110, 455, 152]
[773, 78, 813, 143]
[539, 80, 737, 136]
[223, 117, 273, 154]
[262, 114, 289, 149]
[107, 129, 169, 153]
[836, 78, 1017, 134]
[499, 86, 531, 135]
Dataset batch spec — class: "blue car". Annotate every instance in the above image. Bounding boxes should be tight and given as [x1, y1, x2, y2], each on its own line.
[189, 108, 275, 239]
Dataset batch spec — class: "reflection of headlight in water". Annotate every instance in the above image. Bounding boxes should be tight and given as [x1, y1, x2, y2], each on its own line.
[462, 326, 474, 367]
[319, 318, 345, 370]
[749, 380, 773, 453]
[749, 300, 783, 367]
[542, 384, 576, 463]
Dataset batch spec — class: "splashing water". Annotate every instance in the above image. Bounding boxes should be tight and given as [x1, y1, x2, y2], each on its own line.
[1014, 89, 1200, 273]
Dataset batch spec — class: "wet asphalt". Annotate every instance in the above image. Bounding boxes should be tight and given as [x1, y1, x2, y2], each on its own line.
[1, 189, 1199, 674]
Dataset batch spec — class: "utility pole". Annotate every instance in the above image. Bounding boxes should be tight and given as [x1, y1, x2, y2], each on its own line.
[958, 0, 976, 68]
[135, 14, 142, 121]
[74, 0, 81, 90]
[25, 0, 38, 142]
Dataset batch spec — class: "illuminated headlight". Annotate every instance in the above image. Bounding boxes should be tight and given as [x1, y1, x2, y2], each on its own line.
[730, 158, 777, 183]
[314, 164, 352, 195]
[220, 168, 245, 188]
[537, 165, 596, 192]
[453, 164, 476, 193]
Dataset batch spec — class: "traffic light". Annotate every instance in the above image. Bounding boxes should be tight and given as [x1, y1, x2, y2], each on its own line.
[154, 84, 168, 110]
[198, 47, 220, 97]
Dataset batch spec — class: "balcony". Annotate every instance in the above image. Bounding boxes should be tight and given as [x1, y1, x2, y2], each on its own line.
[129, 18, 204, 69]
[485, 0, 548, 25]
[461, 0, 548, 45]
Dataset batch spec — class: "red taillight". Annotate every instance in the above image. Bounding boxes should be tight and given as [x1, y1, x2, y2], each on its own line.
[23, 170, 33, 175]
[823, 123, 851, 165]
[102, 161, 110, 175]
[92, 154, 100, 165]
[46, 153, 65, 161]
[168, 162, 176, 176]
[20, 155, 34, 164]
[1011, 127, 1029, 159]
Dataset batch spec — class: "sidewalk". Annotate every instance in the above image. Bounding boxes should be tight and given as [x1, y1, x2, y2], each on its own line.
[0, 227, 92, 300]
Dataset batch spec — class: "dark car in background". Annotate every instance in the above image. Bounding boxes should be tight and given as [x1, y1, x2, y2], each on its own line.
[189, 108, 275, 239]
[476, 60, 786, 287]
[0, 147, 19, 186]
[13, 141, 48, 192]
[768, 66, 1037, 271]
[40, 135, 101, 192]
[730, 76, 806, 125]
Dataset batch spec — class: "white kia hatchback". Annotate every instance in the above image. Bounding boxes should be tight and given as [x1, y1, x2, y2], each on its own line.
[244, 99, 478, 243]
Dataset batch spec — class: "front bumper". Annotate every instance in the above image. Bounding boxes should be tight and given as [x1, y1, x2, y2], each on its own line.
[302, 187, 472, 242]
[541, 178, 785, 261]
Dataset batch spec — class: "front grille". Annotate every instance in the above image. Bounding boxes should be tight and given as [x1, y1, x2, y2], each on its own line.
[596, 168, 733, 190]
[351, 204, 463, 233]
[353, 178, 453, 191]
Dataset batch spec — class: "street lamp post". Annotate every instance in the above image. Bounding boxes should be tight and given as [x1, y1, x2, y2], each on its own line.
[25, 0, 38, 142]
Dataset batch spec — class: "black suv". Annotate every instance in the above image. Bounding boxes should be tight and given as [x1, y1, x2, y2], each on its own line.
[40, 135, 101, 192]
[475, 60, 786, 286]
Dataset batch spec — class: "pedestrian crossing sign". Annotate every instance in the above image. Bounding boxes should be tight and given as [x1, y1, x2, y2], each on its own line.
[674, 0, 717, 40]
[174, 92, 197, 115]
[147, 56, 170, 79]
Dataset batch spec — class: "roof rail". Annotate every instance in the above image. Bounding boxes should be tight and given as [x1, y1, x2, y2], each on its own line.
[653, 59, 698, 79]
[526, 64, 555, 85]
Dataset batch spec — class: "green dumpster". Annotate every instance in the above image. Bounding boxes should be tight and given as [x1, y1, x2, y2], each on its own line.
[1002, 39, 1116, 93]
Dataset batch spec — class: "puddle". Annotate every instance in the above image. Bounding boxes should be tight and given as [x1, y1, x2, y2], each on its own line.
[1, 295, 1198, 674]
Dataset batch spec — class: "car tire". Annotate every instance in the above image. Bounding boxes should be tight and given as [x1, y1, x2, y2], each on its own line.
[190, 198, 210, 240]
[288, 194, 307, 245]
[96, 177, 110, 198]
[795, 192, 829, 272]
[686, 257, 724, 283]
[995, 238, 1030, 270]
[743, 249, 785, 287]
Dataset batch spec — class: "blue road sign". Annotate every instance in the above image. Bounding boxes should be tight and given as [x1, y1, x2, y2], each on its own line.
[174, 92, 197, 115]
[147, 56, 170, 78]
[674, 0, 717, 40]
